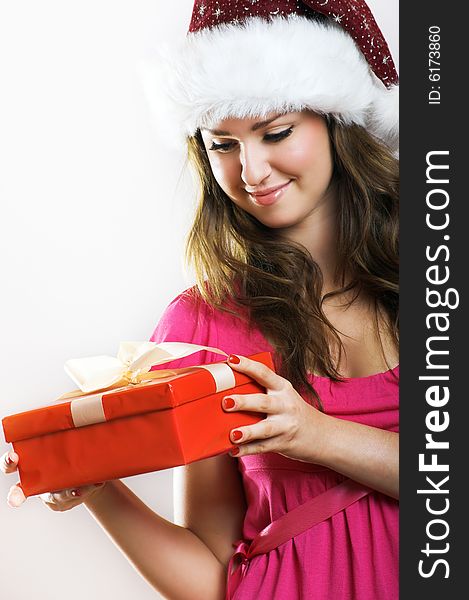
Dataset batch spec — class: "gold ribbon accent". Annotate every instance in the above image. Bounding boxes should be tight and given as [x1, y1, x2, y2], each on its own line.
[61, 342, 234, 428]
[61, 342, 229, 399]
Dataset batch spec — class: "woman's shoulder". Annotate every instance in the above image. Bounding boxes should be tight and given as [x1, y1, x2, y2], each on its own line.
[150, 285, 231, 339]
[150, 285, 272, 360]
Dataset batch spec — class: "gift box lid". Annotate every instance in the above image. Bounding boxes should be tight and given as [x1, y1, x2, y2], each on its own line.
[2, 352, 273, 443]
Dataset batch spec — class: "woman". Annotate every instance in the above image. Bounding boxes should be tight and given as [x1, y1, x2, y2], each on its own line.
[3, 1, 399, 599]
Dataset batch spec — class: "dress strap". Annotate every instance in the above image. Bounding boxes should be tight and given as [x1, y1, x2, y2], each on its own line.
[226, 478, 371, 600]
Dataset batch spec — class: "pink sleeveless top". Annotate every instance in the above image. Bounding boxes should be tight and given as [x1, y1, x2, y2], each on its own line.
[150, 290, 399, 600]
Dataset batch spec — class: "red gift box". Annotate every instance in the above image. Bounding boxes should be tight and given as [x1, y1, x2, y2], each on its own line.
[2, 352, 273, 497]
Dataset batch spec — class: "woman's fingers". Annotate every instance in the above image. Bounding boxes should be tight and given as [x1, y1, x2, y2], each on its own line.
[227, 355, 287, 391]
[222, 392, 277, 414]
[230, 436, 283, 458]
[7, 485, 26, 508]
[2, 450, 106, 510]
[229, 415, 282, 444]
[3, 452, 25, 507]
[1, 451, 19, 474]
[39, 483, 106, 512]
[40, 488, 80, 504]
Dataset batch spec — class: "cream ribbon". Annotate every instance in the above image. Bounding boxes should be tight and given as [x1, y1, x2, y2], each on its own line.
[65, 342, 229, 394]
[64, 342, 236, 428]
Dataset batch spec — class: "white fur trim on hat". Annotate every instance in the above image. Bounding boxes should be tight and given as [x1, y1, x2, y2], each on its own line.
[141, 16, 398, 151]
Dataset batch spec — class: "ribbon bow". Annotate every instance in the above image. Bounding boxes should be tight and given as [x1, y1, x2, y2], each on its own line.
[64, 342, 228, 394]
[226, 540, 254, 600]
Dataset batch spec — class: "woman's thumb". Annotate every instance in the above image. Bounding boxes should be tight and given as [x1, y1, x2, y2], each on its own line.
[7, 484, 26, 508]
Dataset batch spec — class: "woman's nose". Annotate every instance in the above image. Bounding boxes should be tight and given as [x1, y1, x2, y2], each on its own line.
[239, 144, 271, 187]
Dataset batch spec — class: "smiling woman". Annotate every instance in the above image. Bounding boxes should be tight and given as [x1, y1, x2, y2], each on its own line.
[199, 112, 334, 230]
[187, 109, 398, 399]
[2, 2, 399, 600]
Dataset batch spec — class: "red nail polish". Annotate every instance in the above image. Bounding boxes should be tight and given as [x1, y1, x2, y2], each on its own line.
[223, 397, 235, 410]
[228, 354, 240, 364]
[6, 454, 13, 465]
[71, 489, 81, 497]
[232, 430, 243, 442]
[231, 447, 240, 456]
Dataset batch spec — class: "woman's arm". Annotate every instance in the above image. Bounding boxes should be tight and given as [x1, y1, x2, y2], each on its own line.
[173, 454, 247, 566]
[2, 451, 245, 600]
[84, 480, 227, 600]
[222, 355, 399, 500]
[305, 413, 399, 499]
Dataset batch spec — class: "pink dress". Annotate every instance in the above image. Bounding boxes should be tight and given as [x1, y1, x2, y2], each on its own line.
[150, 290, 399, 600]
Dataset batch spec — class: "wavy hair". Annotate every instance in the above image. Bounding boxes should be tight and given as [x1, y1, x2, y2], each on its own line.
[185, 117, 399, 406]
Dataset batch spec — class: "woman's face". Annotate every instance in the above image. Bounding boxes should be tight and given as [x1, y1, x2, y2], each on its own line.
[200, 111, 335, 230]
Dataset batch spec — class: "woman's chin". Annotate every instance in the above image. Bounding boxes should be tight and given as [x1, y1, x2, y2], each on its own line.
[255, 212, 303, 230]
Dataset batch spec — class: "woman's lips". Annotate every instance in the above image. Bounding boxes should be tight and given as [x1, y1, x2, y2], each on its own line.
[248, 181, 291, 206]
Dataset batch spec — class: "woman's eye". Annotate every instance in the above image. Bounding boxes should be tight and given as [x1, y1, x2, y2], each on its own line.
[208, 126, 293, 152]
[264, 126, 293, 143]
[209, 140, 236, 153]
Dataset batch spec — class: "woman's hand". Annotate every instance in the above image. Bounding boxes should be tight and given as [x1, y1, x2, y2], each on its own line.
[1, 450, 106, 510]
[223, 354, 324, 463]
[224, 354, 399, 498]
[1, 451, 26, 507]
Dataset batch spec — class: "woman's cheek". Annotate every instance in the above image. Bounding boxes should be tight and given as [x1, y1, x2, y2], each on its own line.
[211, 158, 240, 196]
[207, 155, 221, 180]
[285, 139, 333, 186]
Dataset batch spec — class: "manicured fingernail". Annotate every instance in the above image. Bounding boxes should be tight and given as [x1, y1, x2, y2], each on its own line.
[228, 354, 240, 364]
[71, 489, 81, 497]
[231, 447, 240, 456]
[6, 452, 18, 465]
[231, 430, 243, 442]
[223, 397, 235, 410]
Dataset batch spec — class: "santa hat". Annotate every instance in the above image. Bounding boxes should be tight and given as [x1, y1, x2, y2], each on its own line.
[143, 0, 398, 152]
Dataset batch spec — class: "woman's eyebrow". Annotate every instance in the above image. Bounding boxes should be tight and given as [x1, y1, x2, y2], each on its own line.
[251, 115, 283, 131]
[205, 115, 284, 136]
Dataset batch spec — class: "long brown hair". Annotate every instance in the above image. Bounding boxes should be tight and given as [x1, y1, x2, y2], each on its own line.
[185, 116, 399, 406]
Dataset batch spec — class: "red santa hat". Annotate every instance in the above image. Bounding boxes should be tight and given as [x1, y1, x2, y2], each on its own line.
[144, 0, 398, 152]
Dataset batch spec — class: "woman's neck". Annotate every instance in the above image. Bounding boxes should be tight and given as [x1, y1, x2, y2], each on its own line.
[278, 194, 341, 294]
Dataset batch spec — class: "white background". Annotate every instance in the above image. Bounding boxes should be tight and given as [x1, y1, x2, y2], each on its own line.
[0, 2, 398, 598]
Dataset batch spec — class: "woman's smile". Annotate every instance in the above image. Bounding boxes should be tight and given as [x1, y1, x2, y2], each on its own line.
[247, 180, 293, 206]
